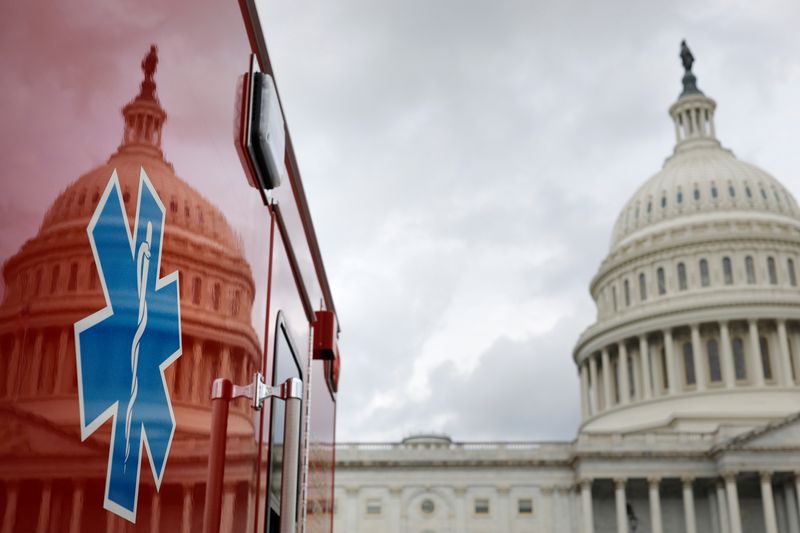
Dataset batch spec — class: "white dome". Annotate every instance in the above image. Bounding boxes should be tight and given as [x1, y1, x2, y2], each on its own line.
[610, 143, 800, 250]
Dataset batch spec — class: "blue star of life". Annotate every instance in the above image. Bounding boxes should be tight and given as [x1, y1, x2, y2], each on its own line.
[74, 168, 182, 523]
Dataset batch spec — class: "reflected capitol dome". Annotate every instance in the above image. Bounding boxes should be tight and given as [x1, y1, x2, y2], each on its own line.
[0, 47, 261, 532]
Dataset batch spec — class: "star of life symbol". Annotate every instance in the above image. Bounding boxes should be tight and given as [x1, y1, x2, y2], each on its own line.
[74, 168, 182, 522]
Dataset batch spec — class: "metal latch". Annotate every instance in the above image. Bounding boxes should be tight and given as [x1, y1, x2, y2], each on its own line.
[211, 372, 302, 410]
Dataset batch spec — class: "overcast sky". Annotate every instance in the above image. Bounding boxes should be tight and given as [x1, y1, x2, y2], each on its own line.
[252, 0, 800, 443]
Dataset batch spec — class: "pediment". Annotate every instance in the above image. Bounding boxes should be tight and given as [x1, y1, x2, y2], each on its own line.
[722, 412, 800, 451]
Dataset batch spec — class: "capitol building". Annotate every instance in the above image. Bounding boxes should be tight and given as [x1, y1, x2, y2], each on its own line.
[332, 46, 800, 533]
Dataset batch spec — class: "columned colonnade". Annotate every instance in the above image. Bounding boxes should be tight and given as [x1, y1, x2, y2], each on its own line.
[579, 318, 799, 418]
[580, 472, 800, 533]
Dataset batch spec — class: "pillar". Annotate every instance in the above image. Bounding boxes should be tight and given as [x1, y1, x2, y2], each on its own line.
[220, 483, 236, 533]
[540, 487, 554, 532]
[720, 321, 736, 387]
[498, 486, 512, 531]
[724, 473, 743, 533]
[749, 320, 766, 386]
[345, 487, 358, 532]
[191, 339, 204, 403]
[665, 329, 679, 394]
[648, 477, 663, 533]
[69, 481, 85, 533]
[777, 320, 793, 386]
[682, 477, 697, 533]
[36, 481, 52, 533]
[181, 484, 194, 533]
[785, 479, 800, 533]
[454, 487, 467, 533]
[690, 323, 707, 390]
[29, 332, 44, 394]
[615, 478, 628, 533]
[618, 343, 630, 405]
[761, 472, 779, 533]
[602, 348, 613, 409]
[389, 488, 402, 533]
[580, 480, 594, 533]
[6, 335, 21, 397]
[1, 482, 18, 533]
[55, 327, 71, 392]
[589, 354, 600, 414]
[640, 335, 652, 399]
[580, 362, 590, 418]
[709, 488, 721, 533]
[716, 481, 731, 533]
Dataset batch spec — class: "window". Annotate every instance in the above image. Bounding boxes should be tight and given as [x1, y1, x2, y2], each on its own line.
[683, 342, 696, 385]
[760, 336, 773, 380]
[68, 262, 79, 292]
[745, 256, 756, 284]
[474, 499, 490, 515]
[694, 188, 700, 201]
[761, 187, 768, 200]
[231, 289, 241, 317]
[677, 191, 683, 204]
[732, 337, 747, 380]
[722, 257, 733, 285]
[711, 185, 718, 198]
[677, 263, 687, 291]
[170, 197, 178, 213]
[657, 268, 666, 295]
[639, 273, 647, 301]
[212, 282, 221, 311]
[366, 499, 382, 515]
[660, 348, 669, 390]
[767, 256, 778, 285]
[661, 195, 667, 208]
[699, 259, 710, 287]
[50, 264, 60, 294]
[624, 279, 630, 306]
[789, 259, 797, 287]
[746, 186, 752, 198]
[707, 339, 722, 382]
[728, 185, 736, 198]
[518, 499, 533, 515]
[191, 277, 202, 305]
[421, 499, 435, 514]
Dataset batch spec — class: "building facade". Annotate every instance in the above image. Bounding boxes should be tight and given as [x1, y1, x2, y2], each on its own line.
[333, 48, 800, 533]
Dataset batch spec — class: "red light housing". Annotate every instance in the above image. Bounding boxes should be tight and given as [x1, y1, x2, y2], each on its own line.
[313, 310, 338, 360]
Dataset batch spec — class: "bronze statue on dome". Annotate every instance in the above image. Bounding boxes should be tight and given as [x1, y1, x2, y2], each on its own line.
[680, 40, 694, 73]
[139, 44, 158, 101]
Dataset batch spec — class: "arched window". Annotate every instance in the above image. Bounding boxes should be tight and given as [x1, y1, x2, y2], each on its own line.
[657, 267, 666, 295]
[728, 185, 736, 198]
[212, 282, 221, 311]
[722, 257, 733, 285]
[191, 277, 202, 305]
[68, 262, 79, 292]
[677, 263, 687, 291]
[711, 184, 718, 199]
[707, 339, 721, 382]
[639, 273, 647, 301]
[694, 187, 700, 201]
[788, 258, 797, 287]
[50, 264, 60, 294]
[760, 336, 773, 380]
[231, 289, 241, 317]
[767, 257, 778, 285]
[683, 342, 696, 385]
[624, 279, 630, 306]
[732, 337, 747, 380]
[745, 256, 756, 284]
[699, 259, 710, 287]
[745, 186, 752, 198]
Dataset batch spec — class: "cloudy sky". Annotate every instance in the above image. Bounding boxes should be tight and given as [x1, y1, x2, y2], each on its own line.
[253, 0, 800, 443]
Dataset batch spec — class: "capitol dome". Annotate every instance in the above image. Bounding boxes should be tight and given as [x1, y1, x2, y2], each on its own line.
[573, 45, 800, 435]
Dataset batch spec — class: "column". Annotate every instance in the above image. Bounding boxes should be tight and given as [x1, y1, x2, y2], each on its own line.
[682, 477, 697, 533]
[618, 343, 630, 405]
[181, 484, 194, 533]
[29, 332, 44, 394]
[454, 487, 467, 533]
[602, 348, 613, 409]
[709, 488, 721, 533]
[220, 483, 236, 533]
[589, 354, 600, 414]
[6, 335, 21, 397]
[192, 339, 204, 403]
[1, 482, 18, 533]
[36, 481, 52, 533]
[150, 489, 161, 533]
[615, 478, 628, 533]
[389, 488, 402, 533]
[540, 487, 554, 532]
[690, 324, 707, 390]
[55, 327, 71, 392]
[498, 486, 512, 531]
[344, 487, 358, 532]
[580, 480, 594, 533]
[716, 481, 731, 533]
[665, 329, 679, 394]
[777, 320, 793, 386]
[580, 362, 590, 418]
[761, 472, 779, 533]
[720, 321, 736, 387]
[648, 477, 663, 533]
[749, 320, 766, 386]
[785, 479, 800, 533]
[69, 481, 85, 533]
[639, 335, 653, 399]
[724, 473, 743, 533]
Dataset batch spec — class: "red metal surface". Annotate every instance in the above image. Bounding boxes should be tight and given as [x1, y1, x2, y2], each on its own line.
[203, 379, 234, 533]
[313, 311, 338, 361]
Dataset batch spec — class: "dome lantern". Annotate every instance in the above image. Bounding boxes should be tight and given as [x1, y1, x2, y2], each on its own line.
[117, 45, 167, 160]
[668, 41, 720, 154]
